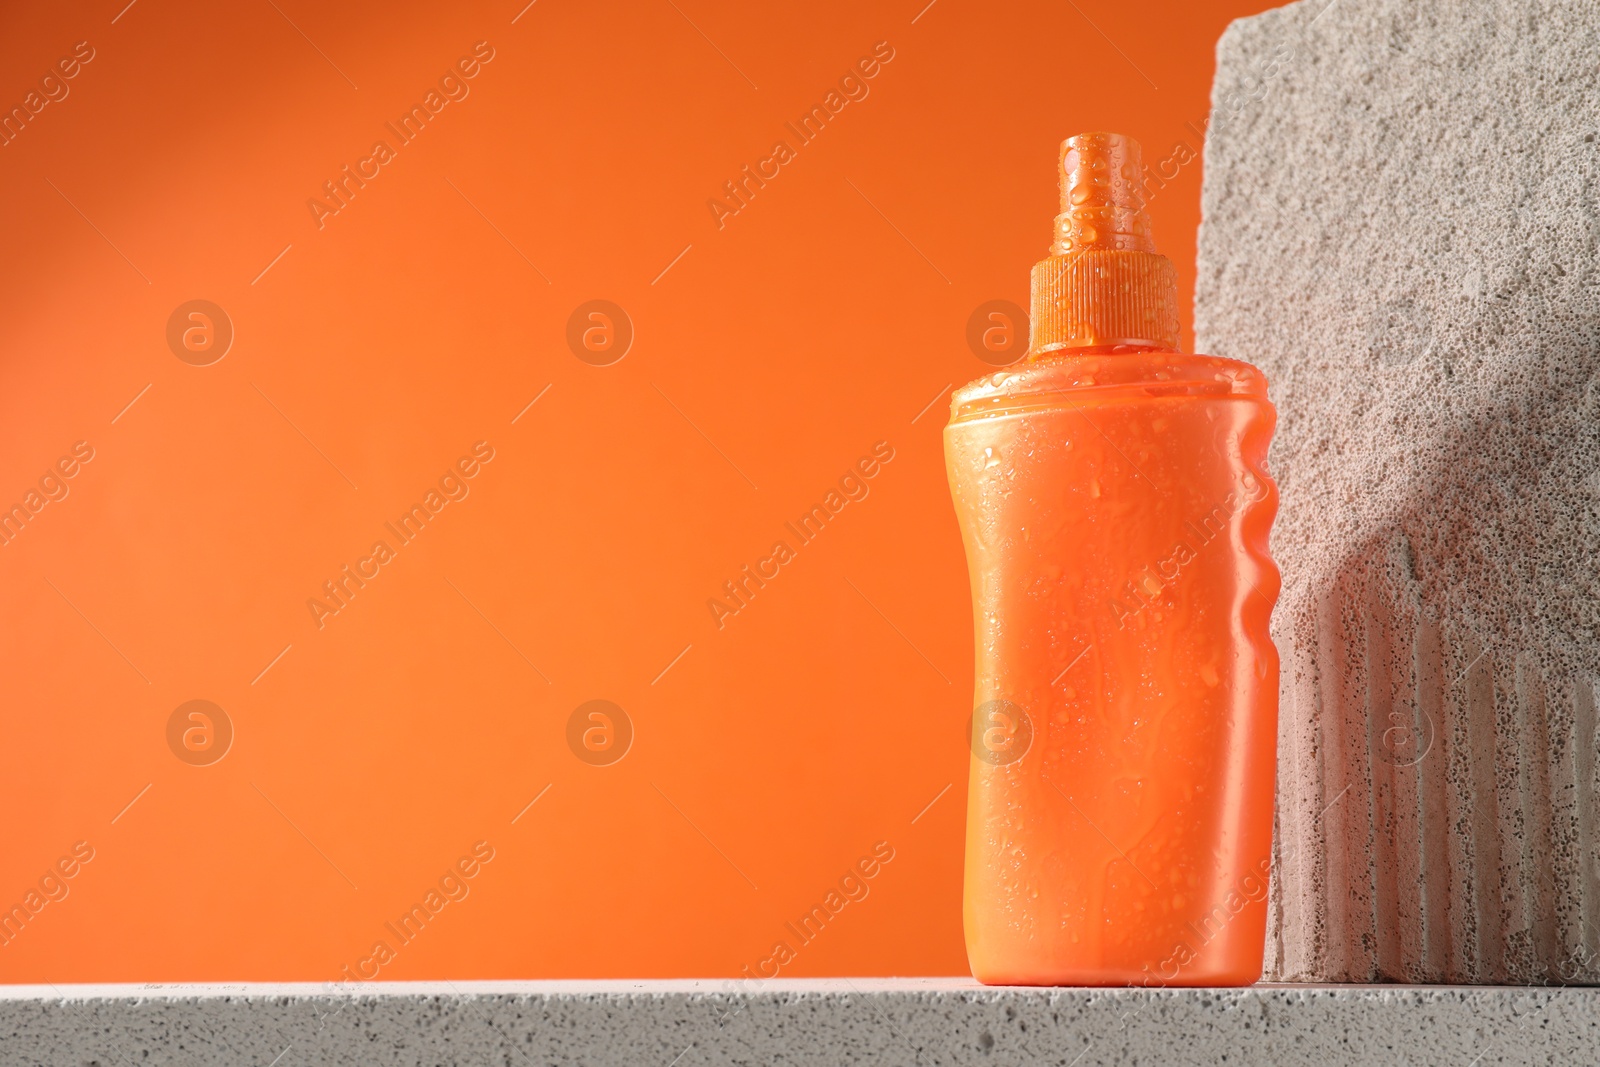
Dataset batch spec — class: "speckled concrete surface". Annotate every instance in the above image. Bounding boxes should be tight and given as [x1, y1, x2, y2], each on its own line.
[0, 980, 1597, 1065]
[1196, 0, 1600, 983]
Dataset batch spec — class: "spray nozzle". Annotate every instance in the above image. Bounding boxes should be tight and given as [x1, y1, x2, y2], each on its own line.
[1029, 132, 1180, 355]
[1054, 132, 1157, 255]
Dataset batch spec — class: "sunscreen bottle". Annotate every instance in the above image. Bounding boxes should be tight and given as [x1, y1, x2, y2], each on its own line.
[945, 133, 1280, 985]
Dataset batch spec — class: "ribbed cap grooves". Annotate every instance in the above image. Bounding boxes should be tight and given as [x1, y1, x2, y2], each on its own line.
[1029, 250, 1180, 353]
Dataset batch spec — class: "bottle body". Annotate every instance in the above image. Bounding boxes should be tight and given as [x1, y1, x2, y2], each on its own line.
[945, 350, 1279, 986]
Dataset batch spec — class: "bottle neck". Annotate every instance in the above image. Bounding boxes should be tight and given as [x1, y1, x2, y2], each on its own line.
[1029, 341, 1180, 359]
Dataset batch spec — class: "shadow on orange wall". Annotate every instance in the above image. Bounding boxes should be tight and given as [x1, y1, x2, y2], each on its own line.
[0, 0, 1280, 981]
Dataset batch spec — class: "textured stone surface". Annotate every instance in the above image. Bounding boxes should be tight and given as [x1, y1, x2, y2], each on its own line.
[2, 980, 1598, 1065]
[1196, 0, 1600, 982]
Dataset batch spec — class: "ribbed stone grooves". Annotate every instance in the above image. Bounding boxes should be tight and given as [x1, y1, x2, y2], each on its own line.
[1270, 558, 1599, 983]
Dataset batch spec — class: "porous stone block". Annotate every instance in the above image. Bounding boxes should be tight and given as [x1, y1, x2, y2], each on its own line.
[2, 980, 1598, 1065]
[1196, 0, 1600, 982]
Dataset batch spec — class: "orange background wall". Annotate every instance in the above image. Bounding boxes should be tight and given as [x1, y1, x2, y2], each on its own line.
[0, 0, 1277, 981]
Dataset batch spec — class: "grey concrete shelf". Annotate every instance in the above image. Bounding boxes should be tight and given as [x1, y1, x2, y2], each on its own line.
[3, 979, 1597, 1065]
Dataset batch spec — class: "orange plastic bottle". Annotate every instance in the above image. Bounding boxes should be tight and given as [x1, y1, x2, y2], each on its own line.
[945, 133, 1280, 986]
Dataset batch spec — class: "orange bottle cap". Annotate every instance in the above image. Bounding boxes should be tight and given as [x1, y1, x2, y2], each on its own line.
[1029, 132, 1180, 355]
